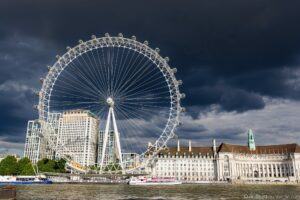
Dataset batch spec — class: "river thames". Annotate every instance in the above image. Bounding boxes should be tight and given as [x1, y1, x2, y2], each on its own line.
[13, 184, 300, 200]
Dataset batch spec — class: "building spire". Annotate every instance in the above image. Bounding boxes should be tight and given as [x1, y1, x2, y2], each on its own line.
[247, 129, 256, 151]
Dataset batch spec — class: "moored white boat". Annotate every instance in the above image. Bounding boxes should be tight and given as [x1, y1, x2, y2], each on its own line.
[128, 176, 182, 185]
[0, 175, 52, 185]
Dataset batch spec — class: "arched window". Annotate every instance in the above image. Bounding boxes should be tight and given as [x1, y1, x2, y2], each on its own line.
[254, 170, 259, 178]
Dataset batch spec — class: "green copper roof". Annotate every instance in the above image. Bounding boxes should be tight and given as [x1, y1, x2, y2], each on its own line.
[247, 129, 256, 151]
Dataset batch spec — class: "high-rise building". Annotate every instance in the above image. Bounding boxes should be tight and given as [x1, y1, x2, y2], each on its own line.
[45, 112, 62, 159]
[24, 113, 62, 164]
[24, 120, 46, 164]
[56, 109, 99, 167]
[97, 130, 116, 166]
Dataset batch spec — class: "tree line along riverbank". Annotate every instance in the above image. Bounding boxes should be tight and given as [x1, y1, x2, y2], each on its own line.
[0, 155, 66, 175]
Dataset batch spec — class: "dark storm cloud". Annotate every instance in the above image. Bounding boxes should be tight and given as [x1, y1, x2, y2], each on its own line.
[187, 84, 265, 112]
[178, 114, 244, 141]
[0, 34, 57, 145]
[0, 85, 33, 143]
[1, 0, 300, 149]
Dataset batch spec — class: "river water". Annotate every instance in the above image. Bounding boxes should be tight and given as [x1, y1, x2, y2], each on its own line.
[13, 184, 300, 200]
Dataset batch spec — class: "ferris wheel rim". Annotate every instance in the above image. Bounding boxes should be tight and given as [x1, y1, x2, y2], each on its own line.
[38, 34, 183, 170]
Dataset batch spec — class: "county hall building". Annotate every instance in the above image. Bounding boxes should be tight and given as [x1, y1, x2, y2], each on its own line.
[149, 130, 300, 183]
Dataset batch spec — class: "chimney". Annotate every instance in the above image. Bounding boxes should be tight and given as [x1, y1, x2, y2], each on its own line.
[189, 140, 192, 152]
[213, 139, 217, 156]
[177, 140, 180, 152]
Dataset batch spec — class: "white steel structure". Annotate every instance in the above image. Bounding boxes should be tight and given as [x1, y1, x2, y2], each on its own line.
[99, 97, 123, 171]
[37, 33, 184, 173]
[56, 109, 98, 167]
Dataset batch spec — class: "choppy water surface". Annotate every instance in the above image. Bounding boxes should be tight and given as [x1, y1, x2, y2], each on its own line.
[13, 184, 300, 200]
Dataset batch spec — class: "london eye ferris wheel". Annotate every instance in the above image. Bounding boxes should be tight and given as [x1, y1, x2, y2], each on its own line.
[37, 33, 184, 173]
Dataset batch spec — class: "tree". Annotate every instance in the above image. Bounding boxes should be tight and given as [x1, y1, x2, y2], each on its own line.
[55, 158, 66, 173]
[90, 165, 99, 171]
[17, 157, 35, 175]
[0, 156, 18, 175]
[37, 158, 57, 173]
[36, 158, 66, 173]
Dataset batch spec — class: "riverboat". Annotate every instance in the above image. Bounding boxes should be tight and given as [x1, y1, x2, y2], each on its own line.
[0, 175, 52, 185]
[128, 176, 182, 185]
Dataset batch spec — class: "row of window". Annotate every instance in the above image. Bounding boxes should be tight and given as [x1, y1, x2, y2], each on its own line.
[156, 172, 215, 177]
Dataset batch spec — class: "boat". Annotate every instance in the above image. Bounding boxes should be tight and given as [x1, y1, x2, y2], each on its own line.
[128, 176, 182, 185]
[0, 175, 52, 185]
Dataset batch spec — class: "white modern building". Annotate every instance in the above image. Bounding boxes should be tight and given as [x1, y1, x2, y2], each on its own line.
[24, 120, 46, 163]
[149, 130, 300, 183]
[24, 113, 61, 164]
[56, 109, 98, 167]
[98, 130, 116, 166]
[45, 112, 62, 159]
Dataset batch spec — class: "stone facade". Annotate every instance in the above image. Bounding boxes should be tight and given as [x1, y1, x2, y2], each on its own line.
[149, 133, 300, 183]
[217, 143, 300, 182]
[149, 140, 217, 182]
